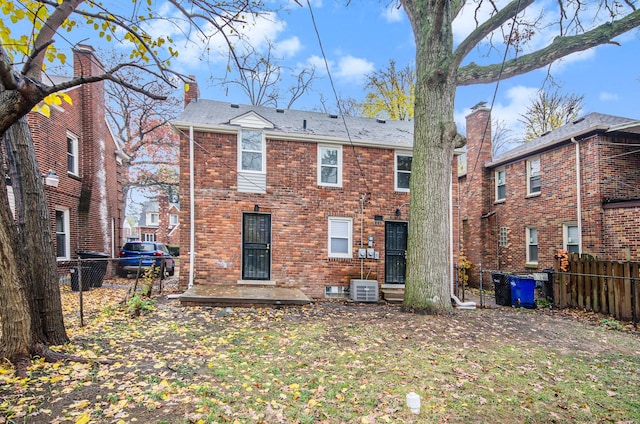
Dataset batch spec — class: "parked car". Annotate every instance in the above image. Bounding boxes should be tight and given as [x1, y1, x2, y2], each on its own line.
[117, 241, 175, 278]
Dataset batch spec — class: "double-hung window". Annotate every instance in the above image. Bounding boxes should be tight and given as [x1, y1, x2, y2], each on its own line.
[55, 207, 70, 260]
[67, 132, 79, 176]
[237, 129, 267, 193]
[147, 212, 159, 226]
[495, 169, 506, 201]
[328, 217, 352, 258]
[170, 214, 179, 226]
[563, 224, 579, 254]
[395, 152, 412, 192]
[318, 145, 342, 186]
[526, 227, 538, 264]
[527, 157, 541, 195]
[240, 130, 264, 172]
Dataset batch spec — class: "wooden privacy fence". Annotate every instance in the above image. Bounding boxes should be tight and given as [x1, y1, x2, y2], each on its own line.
[554, 253, 639, 323]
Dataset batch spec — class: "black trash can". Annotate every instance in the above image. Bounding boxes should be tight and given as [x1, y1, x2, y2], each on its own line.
[70, 266, 92, 291]
[78, 251, 109, 287]
[492, 272, 512, 306]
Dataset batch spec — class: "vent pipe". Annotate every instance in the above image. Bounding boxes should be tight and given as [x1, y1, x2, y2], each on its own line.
[303, 119, 307, 130]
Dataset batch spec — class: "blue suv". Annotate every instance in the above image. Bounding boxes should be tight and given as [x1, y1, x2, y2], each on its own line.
[117, 241, 175, 278]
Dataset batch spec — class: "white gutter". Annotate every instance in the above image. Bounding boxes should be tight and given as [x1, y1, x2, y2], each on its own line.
[450, 177, 475, 309]
[188, 125, 195, 289]
[572, 138, 583, 254]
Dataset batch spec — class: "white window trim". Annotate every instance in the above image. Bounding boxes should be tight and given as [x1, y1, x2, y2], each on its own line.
[495, 168, 506, 202]
[317, 144, 343, 187]
[237, 129, 266, 174]
[147, 212, 159, 226]
[526, 156, 541, 196]
[395, 151, 412, 192]
[328, 217, 353, 259]
[67, 132, 79, 177]
[56, 207, 71, 261]
[170, 214, 179, 226]
[563, 223, 580, 254]
[526, 227, 538, 265]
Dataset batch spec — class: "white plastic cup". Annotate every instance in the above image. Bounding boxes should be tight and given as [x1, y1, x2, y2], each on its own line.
[406, 392, 420, 414]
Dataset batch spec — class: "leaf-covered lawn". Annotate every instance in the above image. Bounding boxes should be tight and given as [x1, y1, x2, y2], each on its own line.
[1, 283, 639, 423]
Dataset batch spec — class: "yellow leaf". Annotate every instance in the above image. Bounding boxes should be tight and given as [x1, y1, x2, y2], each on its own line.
[40, 104, 50, 117]
[75, 413, 91, 424]
[61, 92, 72, 105]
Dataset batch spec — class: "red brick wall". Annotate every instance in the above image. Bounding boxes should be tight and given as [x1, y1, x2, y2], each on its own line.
[602, 205, 640, 261]
[179, 131, 411, 298]
[28, 45, 123, 264]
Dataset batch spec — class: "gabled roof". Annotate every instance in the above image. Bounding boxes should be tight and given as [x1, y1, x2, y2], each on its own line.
[487, 112, 640, 168]
[172, 99, 414, 149]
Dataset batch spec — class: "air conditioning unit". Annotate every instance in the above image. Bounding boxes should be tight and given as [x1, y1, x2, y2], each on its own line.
[350, 279, 379, 302]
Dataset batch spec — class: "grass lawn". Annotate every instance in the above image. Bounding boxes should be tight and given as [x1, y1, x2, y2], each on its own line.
[1, 283, 639, 423]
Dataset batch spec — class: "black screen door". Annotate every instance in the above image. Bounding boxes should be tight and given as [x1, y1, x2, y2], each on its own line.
[242, 213, 271, 280]
[385, 221, 407, 284]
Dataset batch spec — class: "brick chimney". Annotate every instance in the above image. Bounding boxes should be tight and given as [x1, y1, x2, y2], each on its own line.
[184, 75, 199, 107]
[458, 103, 493, 286]
[73, 44, 105, 200]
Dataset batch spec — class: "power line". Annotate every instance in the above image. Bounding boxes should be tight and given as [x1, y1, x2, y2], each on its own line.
[306, 0, 372, 199]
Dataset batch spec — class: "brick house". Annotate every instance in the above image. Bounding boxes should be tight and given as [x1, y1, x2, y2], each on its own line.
[457, 105, 640, 285]
[22, 45, 126, 272]
[173, 82, 417, 299]
[135, 194, 180, 246]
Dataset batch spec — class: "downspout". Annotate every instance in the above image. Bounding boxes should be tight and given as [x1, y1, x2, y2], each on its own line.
[188, 125, 195, 289]
[572, 138, 583, 253]
[450, 177, 475, 309]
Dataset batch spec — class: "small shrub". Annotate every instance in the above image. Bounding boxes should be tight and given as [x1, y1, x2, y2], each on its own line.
[127, 295, 155, 317]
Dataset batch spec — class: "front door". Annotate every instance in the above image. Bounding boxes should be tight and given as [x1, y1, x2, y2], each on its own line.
[242, 213, 271, 280]
[385, 221, 407, 284]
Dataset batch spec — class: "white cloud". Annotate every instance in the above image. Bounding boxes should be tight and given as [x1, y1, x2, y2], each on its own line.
[382, 4, 405, 23]
[305, 55, 331, 75]
[334, 55, 375, 82]
[599, 91, 620, 102]
[275, 36, 302, 58]
[456, 85, 538, 137]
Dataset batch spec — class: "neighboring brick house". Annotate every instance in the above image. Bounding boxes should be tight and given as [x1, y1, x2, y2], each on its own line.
[24, 45, 126, 270]
[135, 194, 180, 245]
[173, 82, 416, 299]
[456, 104, 640, 285]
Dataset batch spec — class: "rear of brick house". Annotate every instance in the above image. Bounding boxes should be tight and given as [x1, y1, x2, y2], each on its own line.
[458, 105, 640, 286]
[174, 82, 417, 299]
[24, 45, 126, 274]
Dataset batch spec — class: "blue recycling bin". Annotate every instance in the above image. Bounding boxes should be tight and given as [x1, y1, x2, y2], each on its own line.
[509, 275, 536, 308]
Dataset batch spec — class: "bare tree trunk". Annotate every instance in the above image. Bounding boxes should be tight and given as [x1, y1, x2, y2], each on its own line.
[402, 3, 456, 314]
[0, 132, 32, 366]
[4, 118, 69, 345]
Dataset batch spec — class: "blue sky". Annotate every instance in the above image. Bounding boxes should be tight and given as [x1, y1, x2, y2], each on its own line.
[158, 0, 640, 140]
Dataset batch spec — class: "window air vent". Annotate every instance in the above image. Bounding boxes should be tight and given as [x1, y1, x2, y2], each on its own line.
[230, 104, 239, 108]
[350, 279, 379, 302]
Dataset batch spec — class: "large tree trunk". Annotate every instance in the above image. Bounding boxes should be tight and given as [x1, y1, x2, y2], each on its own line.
[402, 2, 457, 314]
[4, 118, 69, 345]
[0, 131, 32, 364]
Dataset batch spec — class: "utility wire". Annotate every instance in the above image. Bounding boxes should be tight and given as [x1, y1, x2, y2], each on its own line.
[306, 0, 372, 199]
